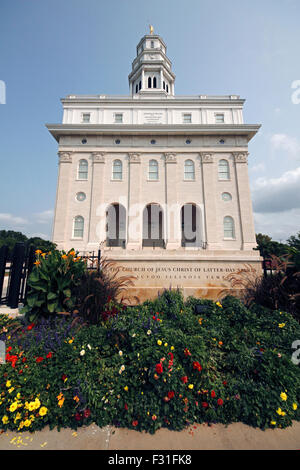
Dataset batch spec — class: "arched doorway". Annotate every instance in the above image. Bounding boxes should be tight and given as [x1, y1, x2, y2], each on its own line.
[106, 203, 126, 247]
[181, 204, 202, 247]
[142, 204, 165, 248]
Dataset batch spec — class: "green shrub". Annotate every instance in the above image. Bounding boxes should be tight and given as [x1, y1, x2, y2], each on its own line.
[21, 249, 86, 322]
[1, 295, 300, 434]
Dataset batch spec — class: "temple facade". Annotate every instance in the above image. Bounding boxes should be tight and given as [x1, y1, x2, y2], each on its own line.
[47, 29, 262, 300]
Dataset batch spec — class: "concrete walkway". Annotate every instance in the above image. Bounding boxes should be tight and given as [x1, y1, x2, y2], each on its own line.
[0, 421, 300, 450]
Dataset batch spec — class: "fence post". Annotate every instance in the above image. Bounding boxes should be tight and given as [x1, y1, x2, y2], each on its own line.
[23, 245, 36, 301]
[0, 245, 9, 303]
[7, 242, 26, 309]
[97, 249, 101, 273]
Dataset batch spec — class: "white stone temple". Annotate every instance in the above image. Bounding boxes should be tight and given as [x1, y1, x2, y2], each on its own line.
[47, 28, 262, 301]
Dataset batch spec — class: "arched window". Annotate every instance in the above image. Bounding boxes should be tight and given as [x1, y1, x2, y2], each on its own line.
[148, 77, 152, 88]
[78, 159, 88, 180]
[135, 84, 138, 93]
[73, 216, 84, 238]
[112, 159, 122, 180]
[218, 159, 230, 180]
[223, 216, 235, 239]
[153, 77, 157, 88]
[139, 81, 141, 90]
[149, 159, 158, 180]
[163, 81, 165, 90]
[166, 84, 169, 93]
[184, 160, 195, 180]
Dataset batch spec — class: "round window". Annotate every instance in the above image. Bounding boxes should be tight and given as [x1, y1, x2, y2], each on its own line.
[76, 192, 86, 202]
[81, 138, 87, 144]
[150, 139, 156, 145]
[222, 192, 232, 202]
[115, 139, 121, 145]
[186, 139, 191, 145]
[219, 139, 225, 144]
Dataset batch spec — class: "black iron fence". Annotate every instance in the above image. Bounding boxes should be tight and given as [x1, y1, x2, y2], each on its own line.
[0, 243, 36, 308]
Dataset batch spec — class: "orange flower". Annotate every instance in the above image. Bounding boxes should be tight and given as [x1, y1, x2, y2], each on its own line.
[61, 254, 68, 259]
[35, 249, 42, 255]
[34, 260, 41, 266]
[218, 341, 223, 346]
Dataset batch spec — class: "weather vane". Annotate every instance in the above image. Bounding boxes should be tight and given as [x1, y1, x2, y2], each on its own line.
[149, 24, 154, 34]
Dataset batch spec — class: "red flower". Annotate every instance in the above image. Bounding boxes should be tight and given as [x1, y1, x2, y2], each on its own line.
[184, 348, 191, 357]
[7, 346, 12, 353]
[36, 357, 44, 363]
[211, 390, 216, 398]
[167, 391, 175, 400]
[46, 352, 53, 359]
[27, 322, 35, 331]
[124, 403, 128, 411]
[202, 402, 208, 408]
[22, 357, 27, 363]
[132, 420, 138, 427]
[193, 361, 202, 372]
[83, 408, 91, 418]
[61, 374, 67, 382]
[181, 376, 188, 384]
[168, 352, 174, 362]
[75, 412, 82, 422]
[155, 363, 163, 375]
[217, 398, 224, 406]
[222, 381, 227, 386]
[19, 369, 23, 374]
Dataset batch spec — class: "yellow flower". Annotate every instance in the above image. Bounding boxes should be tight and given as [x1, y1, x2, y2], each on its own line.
[6, 380, 11, 388]
[292, 403, 298, 410]
[188, 384, 194, 390]
[39, 407, 48, 416]
[27, 401, 36, 411]
[170, 346, 175, 351]
[270, 421, 276, 426]
[34, 398, 41, 409]
[164, 343, 168, 347]
[24, 419, 32, 427]
[216, 301, 222, 308]
[2, 415, 9, 424]
[9, 402, 18, 413]
[280, 392, 287, 401]
[58, 397, 65, 408]
[157, 340, 162, 346]
[73, 396, 80, 403]
[278, 323, 285, 328]
[276, 408, 286, 416]
[8, 387, 14, 394]
[124, 386, 128, 392]
[68, 338, 74, 344]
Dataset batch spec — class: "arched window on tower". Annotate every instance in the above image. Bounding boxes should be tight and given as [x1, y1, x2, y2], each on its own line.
[112, 159, 122, 180]
[184, 160, 195, 180]
[148, 159, 159, 180]
[73, 216, 84, 239]
[148, 77, 152, 88]
[163, 81, 165, 90]
[223, 216, 235, 239]
[218, 159, 230, 180]
[139, 81, 141, 90]
[135, 84, 138, 93]
[166, 84, 169, 93]
[153, 77, 157, 88]
[78, 159, 88, 180]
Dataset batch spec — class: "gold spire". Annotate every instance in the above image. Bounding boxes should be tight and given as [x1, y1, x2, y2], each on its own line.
[149, 24, 154, 34]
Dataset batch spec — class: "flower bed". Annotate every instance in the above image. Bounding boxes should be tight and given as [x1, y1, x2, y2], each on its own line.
[0, 291, 300, 433]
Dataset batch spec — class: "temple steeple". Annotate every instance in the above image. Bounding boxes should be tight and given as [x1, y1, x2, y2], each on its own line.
[128, 30, 175, 97]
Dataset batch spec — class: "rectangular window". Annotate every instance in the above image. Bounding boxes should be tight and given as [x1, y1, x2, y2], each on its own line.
[114, 113, 123, 123]
[82, 113, 90, 123]
[183, 113, 192, 123]
[151, 40, 154, 48]
[215, 113, 225, 123]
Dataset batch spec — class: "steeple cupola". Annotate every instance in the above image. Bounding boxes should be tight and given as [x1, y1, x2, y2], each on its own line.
[128, 27, 175, 97]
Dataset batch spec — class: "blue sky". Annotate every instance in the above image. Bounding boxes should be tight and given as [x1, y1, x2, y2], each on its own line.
[0, 0, 300, 241]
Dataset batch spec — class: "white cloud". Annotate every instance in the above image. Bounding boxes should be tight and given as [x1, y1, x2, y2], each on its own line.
[270, 133, 300, 159]
[249, 163, 265, 173]
[252, 166, 300, 213]
[0, 213, 28, 226]
[34, 209, 54, 224]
